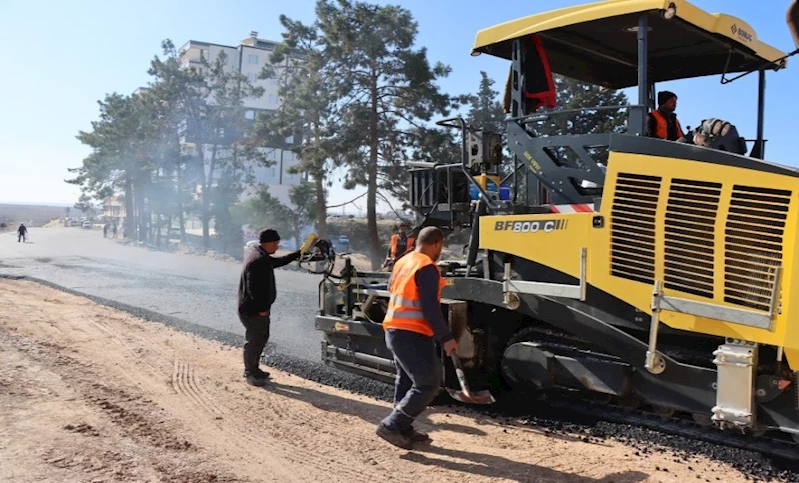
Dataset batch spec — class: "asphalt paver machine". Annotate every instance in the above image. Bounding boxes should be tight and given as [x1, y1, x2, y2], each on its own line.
[311, 0, 799, 455]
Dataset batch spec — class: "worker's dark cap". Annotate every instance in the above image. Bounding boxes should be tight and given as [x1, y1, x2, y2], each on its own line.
[658, 90, 677, 106]
[259, 228, 280, 243]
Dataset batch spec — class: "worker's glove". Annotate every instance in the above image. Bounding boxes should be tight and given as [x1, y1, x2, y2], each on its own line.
[300, 233, 319, 256]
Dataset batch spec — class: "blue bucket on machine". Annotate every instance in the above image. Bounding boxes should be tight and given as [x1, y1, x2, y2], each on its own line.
[469, 179, 511, 201]
[499, 184, 511, 201]
[469, 177, 502, 201]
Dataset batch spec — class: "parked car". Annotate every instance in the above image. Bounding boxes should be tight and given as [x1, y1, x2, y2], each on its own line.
[337, 235, 350, 252]
[82, 221, 92, 229]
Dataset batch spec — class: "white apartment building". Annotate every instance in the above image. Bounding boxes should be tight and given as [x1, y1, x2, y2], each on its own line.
[176, 32, 306, 191]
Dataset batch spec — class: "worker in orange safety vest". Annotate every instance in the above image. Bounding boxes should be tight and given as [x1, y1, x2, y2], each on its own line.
[387, 221, 415, 260]
[375, 226, 458, 450]
[647, 90, 684, 141]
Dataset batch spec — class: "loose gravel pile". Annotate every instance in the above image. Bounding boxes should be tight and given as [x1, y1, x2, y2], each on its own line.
[3, 272, 799, 482]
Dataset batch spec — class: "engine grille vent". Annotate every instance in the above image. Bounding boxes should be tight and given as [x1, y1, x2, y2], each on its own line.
[610, 173, 661, 284]
[724, 185, 790, 312]
[663, 179, 721, 298]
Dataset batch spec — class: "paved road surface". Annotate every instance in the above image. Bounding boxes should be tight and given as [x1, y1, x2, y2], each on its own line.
[0, 227, 323, 362]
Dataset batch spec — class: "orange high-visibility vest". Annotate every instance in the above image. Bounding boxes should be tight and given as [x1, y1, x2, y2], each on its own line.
[390, 234, 415, 258]
[650, 109, 684, 140]
[382, 251, 447, 337]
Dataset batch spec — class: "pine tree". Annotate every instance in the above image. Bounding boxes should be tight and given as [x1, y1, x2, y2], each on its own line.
[69, 93, 150, 240]
[466, 71, 505, 134]
[537, 74, 629, 137]
[255, 15, 337, 238]
[234, 182, 316, 249]
[144, 39, 208, 243]
[316, 0, 455, 268]
[287, 181, 318, 248]
[192, 50, 266, 248]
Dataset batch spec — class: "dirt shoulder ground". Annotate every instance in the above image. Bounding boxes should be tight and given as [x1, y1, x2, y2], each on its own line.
[0, 279, 764, 483]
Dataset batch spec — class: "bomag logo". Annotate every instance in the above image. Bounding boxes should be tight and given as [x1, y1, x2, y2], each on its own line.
[730, 24, 753, 42]
[494, 219, 568, 233]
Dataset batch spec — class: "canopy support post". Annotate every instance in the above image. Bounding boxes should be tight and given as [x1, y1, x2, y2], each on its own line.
[630, 13, 649, 137]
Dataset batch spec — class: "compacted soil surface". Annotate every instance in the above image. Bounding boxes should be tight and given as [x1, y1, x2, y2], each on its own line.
[0, 279, 784, 482]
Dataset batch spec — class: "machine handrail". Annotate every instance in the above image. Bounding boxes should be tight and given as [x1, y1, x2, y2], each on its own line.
[506, 104, 644, 125]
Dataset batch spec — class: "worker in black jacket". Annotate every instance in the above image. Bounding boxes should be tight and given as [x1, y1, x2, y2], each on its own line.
[17, 223, 27, 243]
[238, 228, 317, 386]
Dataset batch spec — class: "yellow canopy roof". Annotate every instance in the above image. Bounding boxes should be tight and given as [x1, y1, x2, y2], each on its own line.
[472, 0, 788, 89]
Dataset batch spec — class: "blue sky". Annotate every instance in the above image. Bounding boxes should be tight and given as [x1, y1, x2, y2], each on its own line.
[1, 0, 797, 210]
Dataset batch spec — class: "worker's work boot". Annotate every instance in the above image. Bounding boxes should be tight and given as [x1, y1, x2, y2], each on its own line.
[243, 368, 270, 381]
[244, 371, 268, 387]
[404, 426, 431, 443]
[245, 375, 266, 387]
[375, 423, 414, 450]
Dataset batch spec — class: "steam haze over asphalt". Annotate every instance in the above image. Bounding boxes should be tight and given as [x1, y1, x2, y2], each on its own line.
[0, 227, 323, 362]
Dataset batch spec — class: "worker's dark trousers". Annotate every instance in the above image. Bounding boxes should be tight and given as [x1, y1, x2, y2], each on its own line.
[239, 313, 271, 376]
[381, 328, 441, 432]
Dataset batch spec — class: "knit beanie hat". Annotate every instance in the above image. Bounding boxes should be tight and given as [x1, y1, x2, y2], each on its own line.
[658, 90, 677, 107]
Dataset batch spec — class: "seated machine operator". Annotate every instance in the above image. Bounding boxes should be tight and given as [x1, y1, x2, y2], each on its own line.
[647, 91, 684, 141]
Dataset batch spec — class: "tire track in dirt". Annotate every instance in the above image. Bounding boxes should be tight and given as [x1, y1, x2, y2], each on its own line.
[166, 358, 410, 483]
[200, 373, 417, 482]
[0, 328, 237, 483]
[2, 328, 190, 452]
[245, 385, 406, 478]
[171, 359, 225, 416]
[8, 299, 294, 481]
[172, 364, 360, 481]
[6, 281, 382, 481]
[167, 358, 320, 482]
[91, 318, 161, 378]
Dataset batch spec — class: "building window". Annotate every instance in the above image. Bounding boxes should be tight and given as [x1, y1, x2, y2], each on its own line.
[245, 110, 255, 120]
[248, 72, 257, 82]
[248, 54, 258, 64]
[285, 135, 294, 144]
[269, 94, 279, 105]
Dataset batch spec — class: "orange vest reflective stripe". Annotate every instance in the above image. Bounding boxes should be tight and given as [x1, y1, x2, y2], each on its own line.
[390, 234, 415, 258]
[650, 109, 684, 140]
[382, 251, 447, 337]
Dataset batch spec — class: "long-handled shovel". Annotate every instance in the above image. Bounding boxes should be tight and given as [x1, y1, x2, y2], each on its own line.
[446, 352, 495, 405]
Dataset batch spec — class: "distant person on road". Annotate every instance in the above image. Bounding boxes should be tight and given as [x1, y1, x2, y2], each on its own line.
[237, 228, 318, 386]
[103, 223, 109, 238]
[376, 226, 458, 450]
[17, 223, 27, 243]
[112, 223, 118, 238]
